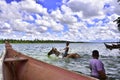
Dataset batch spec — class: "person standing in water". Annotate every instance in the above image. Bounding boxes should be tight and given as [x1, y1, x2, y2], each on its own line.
[89, 50, 107, 80]
[63, 41, 70, 57]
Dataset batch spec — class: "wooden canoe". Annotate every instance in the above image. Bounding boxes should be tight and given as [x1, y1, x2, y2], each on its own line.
[104, 43, 120, 50]
[1, 42, 98, 80]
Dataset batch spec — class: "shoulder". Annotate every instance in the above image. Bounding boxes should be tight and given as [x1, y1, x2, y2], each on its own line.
[92, 59, 102, 64]
[89, 59, 96, 63]
[89, 59, 93, 62]
[96, 59, 103, 67]
[89, 59, 102, 63]
[89, 59, 95, 61]
[97, 59, 102, 63]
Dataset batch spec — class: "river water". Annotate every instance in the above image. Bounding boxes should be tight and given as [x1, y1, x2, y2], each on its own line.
[0, 43, 120, 80]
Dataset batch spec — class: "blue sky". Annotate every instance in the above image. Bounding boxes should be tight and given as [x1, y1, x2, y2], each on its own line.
[0, 0, 120, 42]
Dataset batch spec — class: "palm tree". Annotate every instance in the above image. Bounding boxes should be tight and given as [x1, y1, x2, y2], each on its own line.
[114, 0, 120, 43]
[113, 0, 120, 31]
[113, 17, 120, 31]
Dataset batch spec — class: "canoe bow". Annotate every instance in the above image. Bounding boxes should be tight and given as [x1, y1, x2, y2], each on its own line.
[2, 42, 98, 80]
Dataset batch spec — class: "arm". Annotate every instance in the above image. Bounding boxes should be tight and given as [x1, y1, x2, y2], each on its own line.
[64, 46, 69, 51]
[63, 47, 66, 50]
[98, 70, 107, 80]
[96, 61, 107, 80]
[89, 63, 92, 71]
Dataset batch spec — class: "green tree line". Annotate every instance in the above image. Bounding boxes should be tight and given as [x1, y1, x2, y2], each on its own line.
[0, 39, 68, 44]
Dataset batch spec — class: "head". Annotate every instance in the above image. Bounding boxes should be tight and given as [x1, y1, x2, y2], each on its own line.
[66, 41, 70, 46]
[92, 50, 99, 59]
[48, 49, 53, 57]
[47, 48, 60, 57]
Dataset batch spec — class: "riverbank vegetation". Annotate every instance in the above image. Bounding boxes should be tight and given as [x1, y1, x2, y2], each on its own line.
[0, 39, 119, 44]
[0, 39, 66, 43]
[0, 39, 84, 43]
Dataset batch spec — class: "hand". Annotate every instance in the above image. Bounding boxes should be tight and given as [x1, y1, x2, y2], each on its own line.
[100, 75, 107, 80]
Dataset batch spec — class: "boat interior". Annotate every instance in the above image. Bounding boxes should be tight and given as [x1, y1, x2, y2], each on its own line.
[2, 42, 97, 80]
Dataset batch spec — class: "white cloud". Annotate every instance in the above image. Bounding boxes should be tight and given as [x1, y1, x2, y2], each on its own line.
[66, 0, 105, 18]
[11, 19, 28, 32]
[0, 1, 21, 21]
[50, 19, 64, 31]
[35, 19, 50, 27]
[0, 0, 120, 41]
[109, 0, 120, 15]
[19, 0, 48, 14]
[23, 14, 35, 21]
[51, 9, 63, 21]
[61, 5, 72, 14]
[35, 26, 48, 33]
[0, 22, 12, 33]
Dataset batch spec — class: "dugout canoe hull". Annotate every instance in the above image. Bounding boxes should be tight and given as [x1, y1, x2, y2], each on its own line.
[2, 42, 98, 80]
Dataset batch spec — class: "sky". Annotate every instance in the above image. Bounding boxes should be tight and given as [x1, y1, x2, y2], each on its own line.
[0, 0, 120, 42]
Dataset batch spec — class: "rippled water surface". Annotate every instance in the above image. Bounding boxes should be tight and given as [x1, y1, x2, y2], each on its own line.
[0, 43, 120, 80]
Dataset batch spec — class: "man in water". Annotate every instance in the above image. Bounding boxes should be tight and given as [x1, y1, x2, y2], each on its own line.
[63, 41, 69, 57]
[89, 50, 107, 80]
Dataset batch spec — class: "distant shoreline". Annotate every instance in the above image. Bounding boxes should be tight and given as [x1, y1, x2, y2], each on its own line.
[0, 39, 82, 44]
[0, 39, 119, 44]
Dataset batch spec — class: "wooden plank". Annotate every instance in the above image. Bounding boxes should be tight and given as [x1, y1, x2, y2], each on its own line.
[4, 57, 28, 62]
[0, 50, 6, 80]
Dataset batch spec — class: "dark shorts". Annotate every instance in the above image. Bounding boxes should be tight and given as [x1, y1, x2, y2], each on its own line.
[63, 52, 68, 57]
